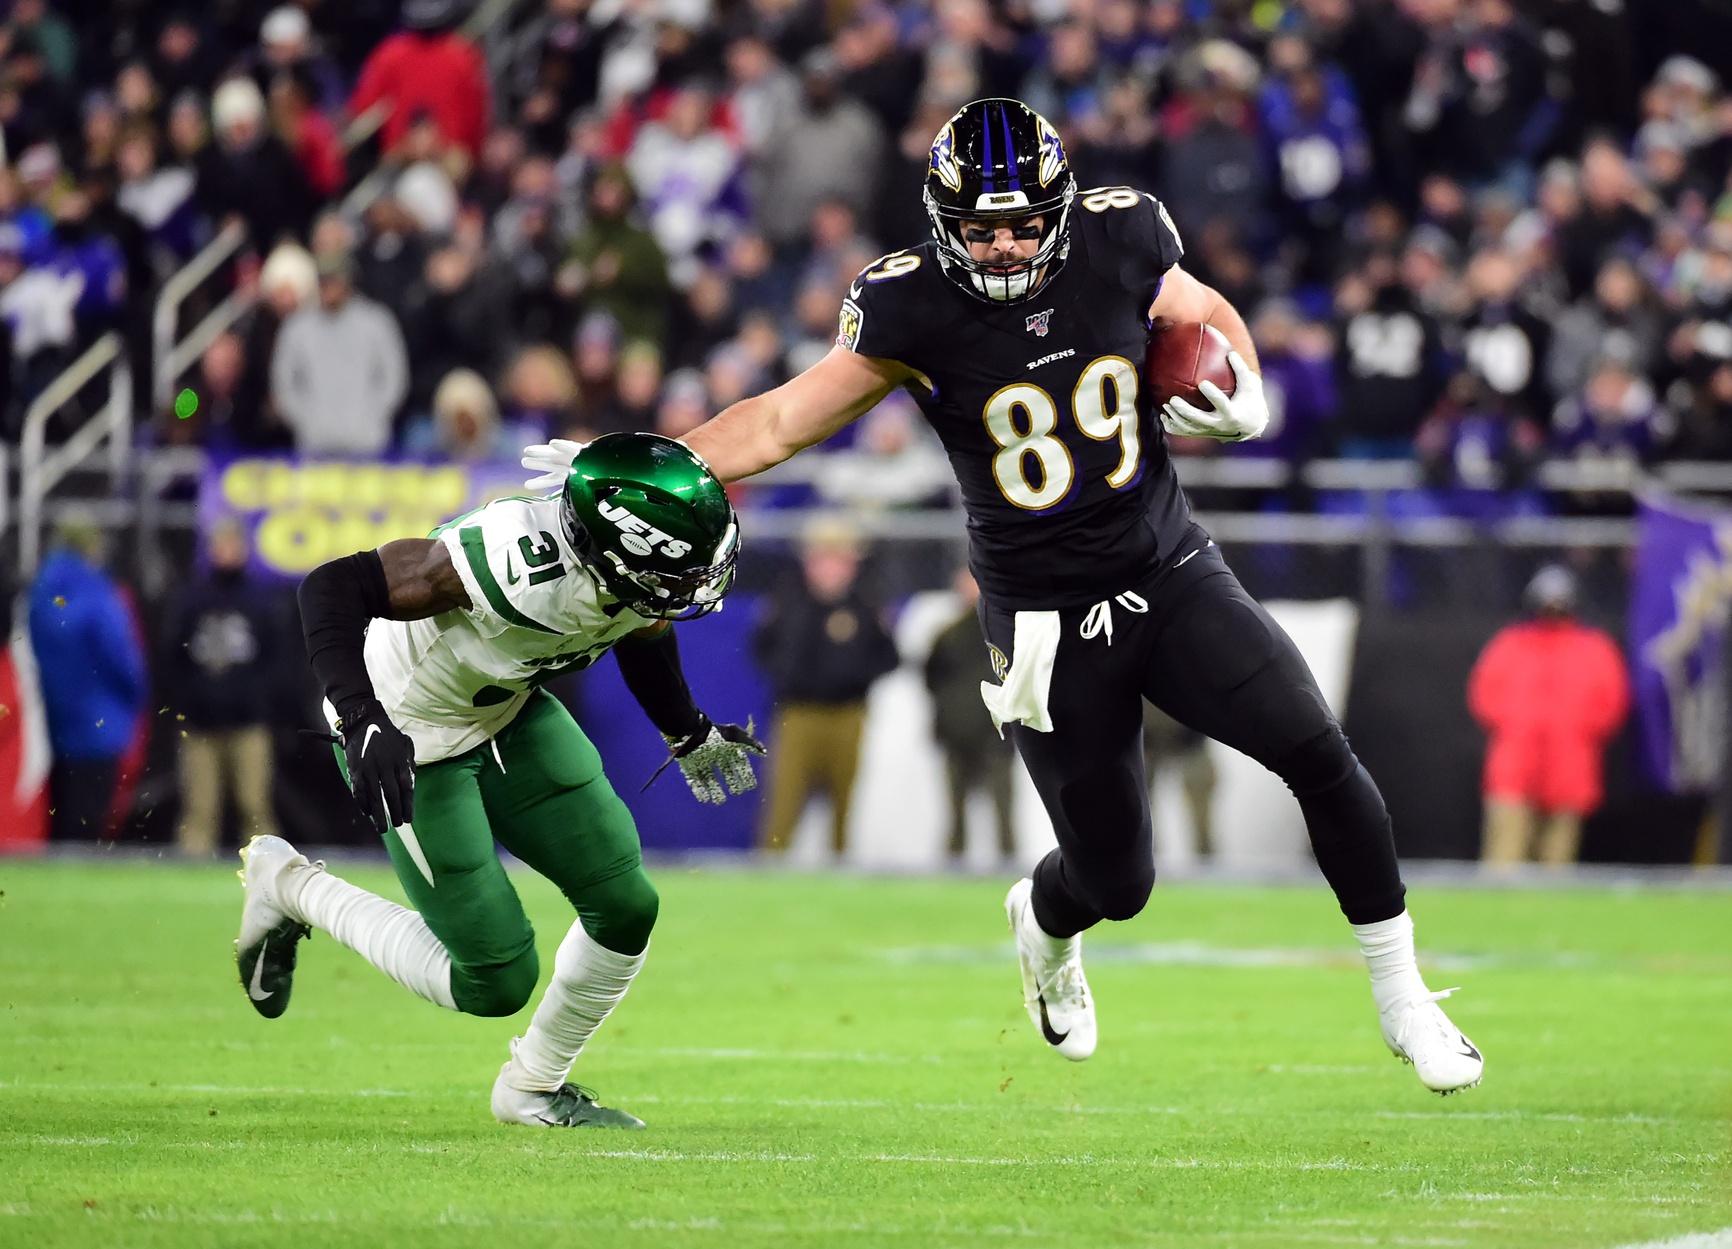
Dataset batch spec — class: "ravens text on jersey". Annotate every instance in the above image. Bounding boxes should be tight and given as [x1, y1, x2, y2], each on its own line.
[840, 187, 1190, 610]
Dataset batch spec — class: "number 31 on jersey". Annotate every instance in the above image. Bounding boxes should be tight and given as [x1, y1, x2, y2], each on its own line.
[983, 355, 1141, 510]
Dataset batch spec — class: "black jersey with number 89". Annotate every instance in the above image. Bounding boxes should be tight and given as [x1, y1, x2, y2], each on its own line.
[840, 188, 1193, 610]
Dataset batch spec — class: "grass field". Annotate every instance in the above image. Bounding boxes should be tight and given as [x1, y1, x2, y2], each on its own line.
[1, 858, 1728, 1249]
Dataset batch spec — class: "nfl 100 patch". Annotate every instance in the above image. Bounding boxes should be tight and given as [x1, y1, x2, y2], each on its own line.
[1025, 308, 1053, 337]
[836, 298, 865, 352]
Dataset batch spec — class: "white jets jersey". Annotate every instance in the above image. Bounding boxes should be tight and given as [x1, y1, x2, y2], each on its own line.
[364, 494, 657, 763]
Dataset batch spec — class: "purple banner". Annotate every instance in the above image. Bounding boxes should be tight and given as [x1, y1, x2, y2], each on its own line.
[198, 457, 531, 581]
[1630, 494, 1732, 792]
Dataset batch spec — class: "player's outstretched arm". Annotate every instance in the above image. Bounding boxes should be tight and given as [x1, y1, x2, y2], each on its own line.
[297, 540, 471, 831]
[1149, 266, 1271, 442]
[681, 347, 913, 484]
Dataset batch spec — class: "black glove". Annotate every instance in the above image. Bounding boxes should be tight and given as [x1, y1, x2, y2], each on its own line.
[661, 717, 765, 804]
[338, 698, 416, 832]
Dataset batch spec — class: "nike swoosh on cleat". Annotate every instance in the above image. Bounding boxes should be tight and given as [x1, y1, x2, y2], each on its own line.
[248, 941, 273, 1001]
[360, 723, 382, 756]
[1037, 995, 1068, 1046]
[1458, 1040, 1482, 1060]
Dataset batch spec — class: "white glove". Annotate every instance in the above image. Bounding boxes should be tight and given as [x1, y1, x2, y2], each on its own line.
[521, 438, 588, 491]
[1159, 325, 1269, 442]
[663, 719, 765, 805]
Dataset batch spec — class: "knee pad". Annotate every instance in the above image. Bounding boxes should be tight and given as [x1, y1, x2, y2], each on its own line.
[578, 869, 660, 957]
[1275, 724, 1359, 799]
[1093, 864, 1155, 923]
[452, 948, 541, 1018]
[1032, 849, 1155, 934]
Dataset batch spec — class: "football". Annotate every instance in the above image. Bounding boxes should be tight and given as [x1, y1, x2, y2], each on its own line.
[1146, 319, 1236, 409]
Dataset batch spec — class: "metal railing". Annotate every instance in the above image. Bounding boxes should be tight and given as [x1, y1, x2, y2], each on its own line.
[18, 334, 131, 574]
[1168, 455, 1732, 496]
[467, 0, 529, 85]
[11, 444, 1721, 606]
[738, 450, 1685, 605]
[751, 449, 1732, 497]
[135, 445, 211, 598]
[151, 221, 249, 410]
[156, 284, 257, 411]
[338, 101, 390, 153]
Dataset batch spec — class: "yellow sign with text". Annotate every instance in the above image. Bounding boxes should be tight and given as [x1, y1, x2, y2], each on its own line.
[209, 460, 521, 577]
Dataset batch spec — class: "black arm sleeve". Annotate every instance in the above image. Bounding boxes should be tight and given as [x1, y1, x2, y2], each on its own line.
[298, 549, 393, 720]
[614, 627, 705, 740]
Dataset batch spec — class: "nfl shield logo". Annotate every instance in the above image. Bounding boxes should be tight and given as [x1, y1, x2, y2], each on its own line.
[1025, 309, 1052, 337]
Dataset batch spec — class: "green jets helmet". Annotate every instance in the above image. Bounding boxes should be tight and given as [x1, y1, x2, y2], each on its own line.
[560, 432, 739, 619]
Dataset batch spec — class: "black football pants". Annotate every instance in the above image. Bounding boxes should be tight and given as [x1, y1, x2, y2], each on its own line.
[981, 529, 1406, 938]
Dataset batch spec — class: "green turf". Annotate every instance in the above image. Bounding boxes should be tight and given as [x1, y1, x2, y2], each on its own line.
[0, 859, 1728, 1248]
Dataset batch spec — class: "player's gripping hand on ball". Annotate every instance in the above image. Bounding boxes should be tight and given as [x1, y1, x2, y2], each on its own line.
[1158, 324, 1269, 442]
[338, 698, 416, 831]
[664, 717, 764, 804]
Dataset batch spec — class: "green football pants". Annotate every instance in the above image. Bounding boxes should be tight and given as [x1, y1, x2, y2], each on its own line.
[341, 690, 658, 1018]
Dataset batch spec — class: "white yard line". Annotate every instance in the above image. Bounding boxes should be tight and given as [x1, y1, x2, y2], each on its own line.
[1612, 1232, 1732, 1249]
[876, 940, 1611, 972]
[0, 1081, 411, 1097]
[624, 1046, 933, 1064]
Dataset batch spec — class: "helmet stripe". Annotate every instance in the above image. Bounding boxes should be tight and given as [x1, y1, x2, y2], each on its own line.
[1002, 106, 1021, 192]
[980, 104, 995, 193]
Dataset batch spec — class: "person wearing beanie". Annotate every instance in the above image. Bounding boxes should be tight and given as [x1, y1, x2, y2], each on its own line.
[192, 75, 315, 248]
[1469, 566, 1630, 866]
[270, 249, 409, 454]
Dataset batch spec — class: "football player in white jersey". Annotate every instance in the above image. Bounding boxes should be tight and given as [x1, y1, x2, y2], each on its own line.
[236, 434, 762, 1128]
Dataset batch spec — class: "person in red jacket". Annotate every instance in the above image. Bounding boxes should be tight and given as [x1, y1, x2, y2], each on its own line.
[1468, 566, 1630, 866]
[349, 0, 490, 162]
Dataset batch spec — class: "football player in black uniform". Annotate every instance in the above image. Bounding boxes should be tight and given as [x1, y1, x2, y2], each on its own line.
[673, 99, 1482, 1093]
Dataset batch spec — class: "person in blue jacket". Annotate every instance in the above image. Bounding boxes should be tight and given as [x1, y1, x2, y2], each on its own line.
[27, 520, 147, 840]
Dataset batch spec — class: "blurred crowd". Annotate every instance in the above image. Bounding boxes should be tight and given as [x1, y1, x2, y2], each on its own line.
[0, 0, 1728, 521]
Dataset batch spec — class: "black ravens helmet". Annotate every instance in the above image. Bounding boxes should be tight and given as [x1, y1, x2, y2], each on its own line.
[924, 98, 1076, 303]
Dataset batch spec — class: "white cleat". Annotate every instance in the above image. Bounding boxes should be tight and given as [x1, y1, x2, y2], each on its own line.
[235, 835, 319, 1020]
[1005, 878, 1096, 1061]
[491, 1066, 646, 1128]
[1382, 988, 1484, 1094]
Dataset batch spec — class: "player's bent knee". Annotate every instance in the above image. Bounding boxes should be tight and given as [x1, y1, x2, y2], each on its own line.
[578, 869, 660, 957]
[1273, 724, 1359, 799]
[451, 949, 541, 1018]
[1094, 868, 1155, 923]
